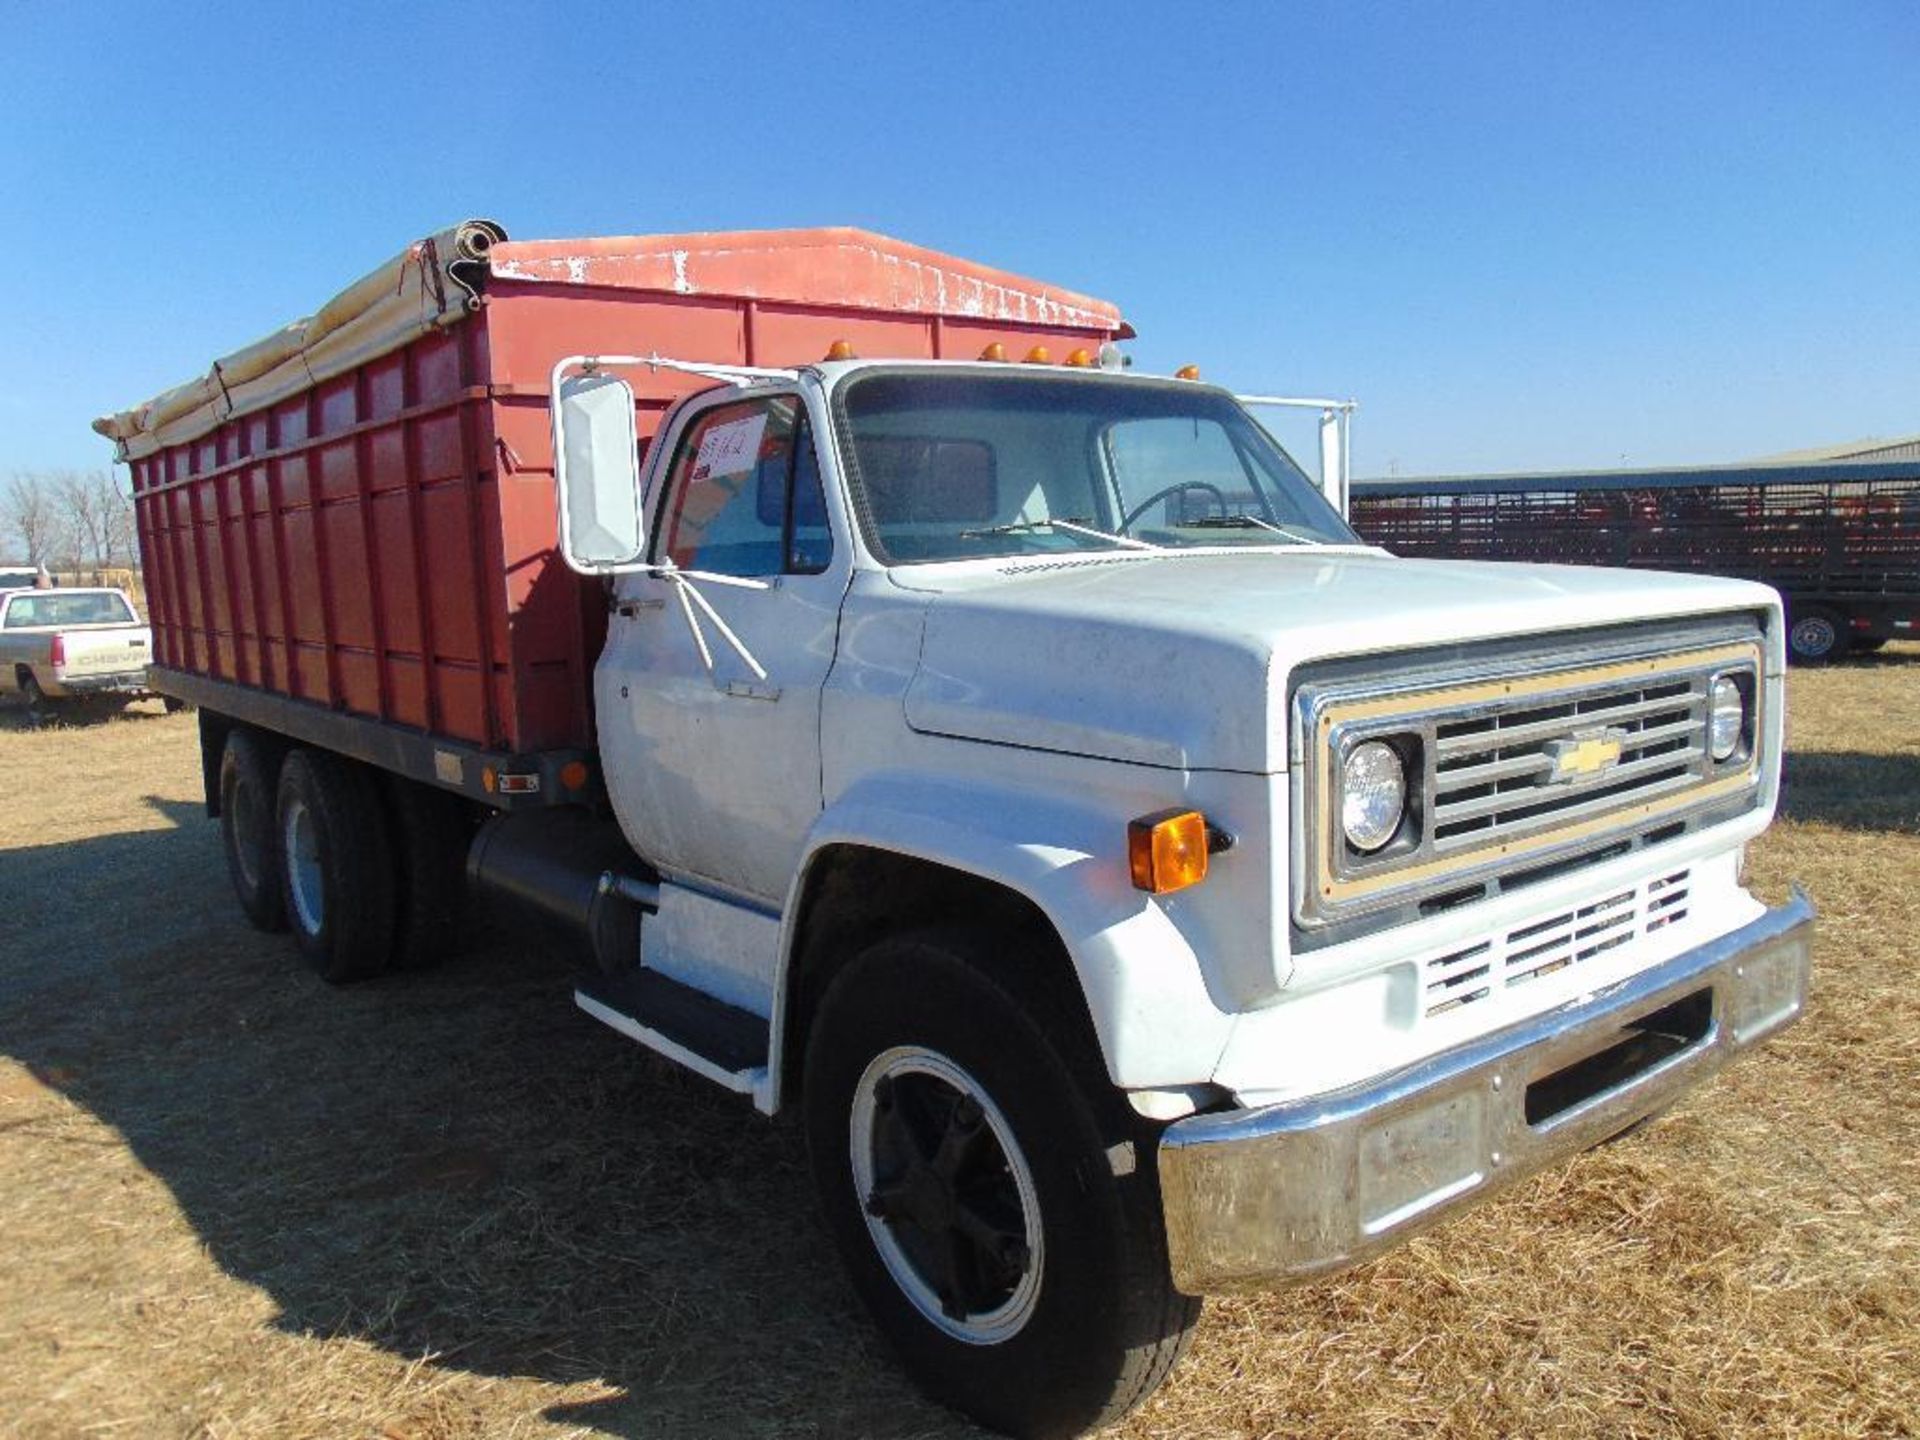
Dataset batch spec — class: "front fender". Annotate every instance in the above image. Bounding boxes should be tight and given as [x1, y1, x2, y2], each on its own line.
[770, 772, 1237, 1106]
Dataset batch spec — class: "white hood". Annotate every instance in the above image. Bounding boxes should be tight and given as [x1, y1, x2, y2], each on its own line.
[899, 549, 1778, 772]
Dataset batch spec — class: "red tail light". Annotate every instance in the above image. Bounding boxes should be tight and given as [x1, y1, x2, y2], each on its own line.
[49, 634, 66, 668]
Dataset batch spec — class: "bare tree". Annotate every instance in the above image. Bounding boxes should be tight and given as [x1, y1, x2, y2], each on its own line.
[102, 471, 136, 571]
[1, 473, 73, 570]
[53, 468, 133, 578]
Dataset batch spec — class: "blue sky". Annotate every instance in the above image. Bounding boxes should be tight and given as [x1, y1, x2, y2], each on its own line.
[2, 2, 1914, 479]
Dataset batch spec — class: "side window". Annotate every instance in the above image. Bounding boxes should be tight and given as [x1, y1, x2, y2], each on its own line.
[654, 396, 833, 577]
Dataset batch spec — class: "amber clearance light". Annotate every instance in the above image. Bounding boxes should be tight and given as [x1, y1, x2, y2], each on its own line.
[1128, 809, 1211, 895]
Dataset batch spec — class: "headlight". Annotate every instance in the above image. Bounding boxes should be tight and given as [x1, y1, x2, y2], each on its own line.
[1341, 740, 1406, 852]
[1709, 675, 1744, 761]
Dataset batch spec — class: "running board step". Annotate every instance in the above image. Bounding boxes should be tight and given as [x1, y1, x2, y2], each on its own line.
[575, 968, 770, 1095]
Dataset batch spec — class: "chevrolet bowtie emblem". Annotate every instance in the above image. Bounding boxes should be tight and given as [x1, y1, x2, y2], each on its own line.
[1544, 730, 1626, 785]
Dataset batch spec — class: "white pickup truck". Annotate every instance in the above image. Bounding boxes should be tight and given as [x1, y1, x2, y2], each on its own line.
[102, 225, 1814, 1438]
[0, 587, 154, 713]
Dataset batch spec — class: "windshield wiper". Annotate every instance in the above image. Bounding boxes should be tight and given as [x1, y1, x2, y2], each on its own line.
[959, 517, 1159, 551]
[1181, 514, 1322, 545]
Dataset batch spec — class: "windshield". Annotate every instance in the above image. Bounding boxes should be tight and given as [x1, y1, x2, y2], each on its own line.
[3, 591, 135, 627]
[834, 370, 1358, 565]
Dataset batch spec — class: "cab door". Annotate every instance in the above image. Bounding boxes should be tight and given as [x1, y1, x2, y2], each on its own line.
[595, 387, 848, 904]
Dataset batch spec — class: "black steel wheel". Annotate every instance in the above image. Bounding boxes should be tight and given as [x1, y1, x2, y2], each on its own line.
[219, 728, 287, 932]
[804, 928, 1199, 1439]
[275, 749, 397, 983]
[852, 1044, 1046, 1345]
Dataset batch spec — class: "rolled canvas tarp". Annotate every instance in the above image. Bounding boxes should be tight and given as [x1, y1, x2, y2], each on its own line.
[94, 219, 505, 461]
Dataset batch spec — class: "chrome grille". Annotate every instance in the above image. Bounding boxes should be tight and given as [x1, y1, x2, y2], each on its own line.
[1429, 676, 1707, 851]
[1293, 627, 1764, 932]
[1422, 869, 1693, 1019]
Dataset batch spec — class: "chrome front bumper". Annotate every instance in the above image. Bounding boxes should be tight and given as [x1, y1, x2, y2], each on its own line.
[1159, 892, 1814, 1294]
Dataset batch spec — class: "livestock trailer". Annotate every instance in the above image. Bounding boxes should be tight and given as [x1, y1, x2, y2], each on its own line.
[1351, 461, 1920, 662]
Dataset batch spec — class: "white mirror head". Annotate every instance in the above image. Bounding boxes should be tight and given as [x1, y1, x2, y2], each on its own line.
[1318, 408, 1347, 517]
[555, 372, 643, 572]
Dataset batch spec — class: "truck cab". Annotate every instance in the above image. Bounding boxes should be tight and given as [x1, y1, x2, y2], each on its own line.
[540, 349, 1811, 1426]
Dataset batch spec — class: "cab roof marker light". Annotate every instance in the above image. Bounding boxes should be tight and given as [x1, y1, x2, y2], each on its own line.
[978, 342, 1008, 362]
[823, 339, 857, 361]
[1023, 345, 1052, 364]
[1174, 364, 1201, 381]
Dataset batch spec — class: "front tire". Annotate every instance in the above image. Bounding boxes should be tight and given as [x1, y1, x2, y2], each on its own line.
[275, 749, 397, 983]
[804, 930, 1199, 1439]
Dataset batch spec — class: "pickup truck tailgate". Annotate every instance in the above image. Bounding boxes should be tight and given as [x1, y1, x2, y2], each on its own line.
[59, 626, 151, 676]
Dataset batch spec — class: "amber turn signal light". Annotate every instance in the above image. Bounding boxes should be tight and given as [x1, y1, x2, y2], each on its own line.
[1128, 809, 1210, 894]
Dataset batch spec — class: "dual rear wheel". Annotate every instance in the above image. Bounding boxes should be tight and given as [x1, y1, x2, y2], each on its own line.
[217, 726, 470, 982]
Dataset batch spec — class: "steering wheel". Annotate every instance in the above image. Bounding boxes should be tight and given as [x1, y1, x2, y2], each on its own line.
[1120, 480, 1231, 534]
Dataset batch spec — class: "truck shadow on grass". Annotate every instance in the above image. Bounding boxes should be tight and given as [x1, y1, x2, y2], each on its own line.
[1779, 752, 1920, 835]
[0, 816, 982, 1438]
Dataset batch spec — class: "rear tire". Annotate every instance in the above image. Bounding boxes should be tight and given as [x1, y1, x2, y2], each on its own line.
[804, 929, 1200, 1439]
[275, 749, 397, 984]
[219, 729, 287, 932]
[384, 777, 473, 969]
[1787, 605, 1850, 665]
[20, 673, 50, 723]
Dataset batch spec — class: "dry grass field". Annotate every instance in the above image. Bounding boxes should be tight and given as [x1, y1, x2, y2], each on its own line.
[1, 654, 1916, 1440]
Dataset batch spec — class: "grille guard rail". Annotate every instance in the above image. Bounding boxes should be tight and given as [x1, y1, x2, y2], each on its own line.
[1158, 890, 1814, 1294]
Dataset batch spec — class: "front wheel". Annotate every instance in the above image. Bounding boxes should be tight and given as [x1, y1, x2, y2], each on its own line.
[804, 931, 1199, 1439]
